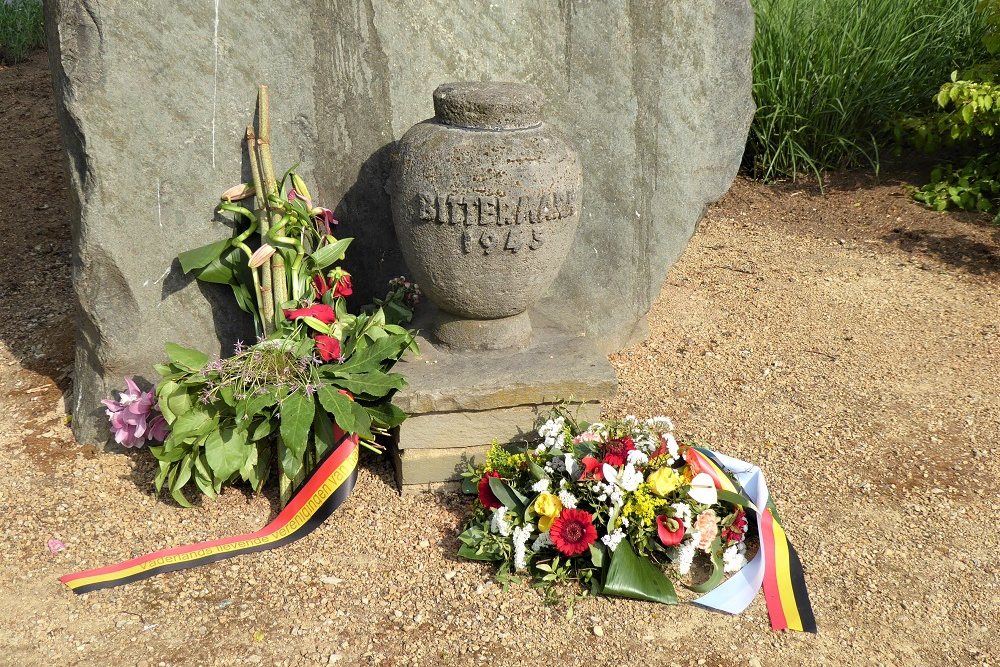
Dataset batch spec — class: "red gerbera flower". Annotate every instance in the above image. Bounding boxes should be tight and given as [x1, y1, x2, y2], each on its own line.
[655, 515, 685, 546]
[601, 436, 635, 467]
[284, 303, 336, 324]
[722, 508, 748, 543]
[314, 334, 342, 362]
[549, 508, 598, 556]
[477, 471, 502, 509]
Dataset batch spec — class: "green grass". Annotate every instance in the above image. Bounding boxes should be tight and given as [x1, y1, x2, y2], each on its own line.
[0, 0, 44, 66]
[749, 0, 991, 181]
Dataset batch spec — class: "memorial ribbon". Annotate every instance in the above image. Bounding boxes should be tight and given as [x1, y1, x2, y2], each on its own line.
[59, 429, 359, 595]
[687, 447, 817, 633]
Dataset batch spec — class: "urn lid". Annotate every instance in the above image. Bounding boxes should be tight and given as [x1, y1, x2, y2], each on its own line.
[433, 82, 544, 131]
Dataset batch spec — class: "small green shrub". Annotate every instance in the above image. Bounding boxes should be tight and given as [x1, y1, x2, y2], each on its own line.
[749, 0, 989, 181]
[0, 0, 44, 65]
[896, 2, 1000, 220]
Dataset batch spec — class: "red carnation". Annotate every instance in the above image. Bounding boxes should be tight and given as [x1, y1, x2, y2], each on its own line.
[722, 508, 748, 544]
[284, 303, 336, 324]
[580, 455, 604, 481]
[549, 508, 598, 557]
[601, 436, 635, 467]
[655, 515, 685, 547]
[332, 273, 353, 298]
[477, 471, 502, 509]
[314, 335, 342, 362]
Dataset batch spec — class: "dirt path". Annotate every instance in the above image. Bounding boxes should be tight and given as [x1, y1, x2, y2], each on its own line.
[0, 51, 997, 667]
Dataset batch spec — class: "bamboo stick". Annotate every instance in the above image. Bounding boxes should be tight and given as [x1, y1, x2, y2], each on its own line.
[246, 126, 274, 336]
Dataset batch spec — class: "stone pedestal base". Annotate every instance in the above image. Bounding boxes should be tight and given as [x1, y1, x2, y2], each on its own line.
[390, 319, 617, 494]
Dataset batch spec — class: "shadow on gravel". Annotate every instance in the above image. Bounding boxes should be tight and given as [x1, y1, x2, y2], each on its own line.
[883, 226, 1000, 275]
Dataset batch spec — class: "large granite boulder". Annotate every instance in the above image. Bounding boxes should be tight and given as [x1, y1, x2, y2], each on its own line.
[46, 0, 755, 446]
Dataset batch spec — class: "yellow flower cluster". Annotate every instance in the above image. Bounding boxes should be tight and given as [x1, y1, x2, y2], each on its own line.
[483, 445, 529, 477]
[621, 485, 669, 530]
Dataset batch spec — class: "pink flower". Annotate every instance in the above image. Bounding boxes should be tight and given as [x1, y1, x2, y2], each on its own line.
[694, 510, 719, 550]
[47, 538, 66, 554]
[102, 377, 168, 448]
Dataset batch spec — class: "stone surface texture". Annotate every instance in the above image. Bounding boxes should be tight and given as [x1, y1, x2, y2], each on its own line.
[46, 0, 754, 445]
[392, 323, 611, 487]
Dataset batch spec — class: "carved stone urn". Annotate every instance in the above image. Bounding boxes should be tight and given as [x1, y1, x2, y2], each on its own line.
[389, 82, 583, 350]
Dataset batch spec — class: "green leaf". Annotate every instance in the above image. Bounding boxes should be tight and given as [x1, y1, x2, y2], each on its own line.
[602, 540, 677, 605]
[333, 371, 406, 398]
[313, 406, 336, 460]
[194, 246, 241, 285]
[178, 238, 231, 273]
[334, 334, 411, 374]
[169, 409, 214, 441]
[316, 386, 372, 438]
[589, 543, 606, 568]
[279, 391, 315, 461]
[487, 477, 528, 513]
[309, 237, 353, 270]
[204, 426, 248, 480]
[165, 342, 209, 371]
[251, 418, 275, 442]
[686, 546, 726, 594]
[527, 458, 548, 482]
[170, 454, 195, 508]
[364, 401, 408, 429]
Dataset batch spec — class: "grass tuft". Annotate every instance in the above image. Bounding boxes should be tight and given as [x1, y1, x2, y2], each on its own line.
[0, 0, 44, 66]
[748, 0, 990, 181]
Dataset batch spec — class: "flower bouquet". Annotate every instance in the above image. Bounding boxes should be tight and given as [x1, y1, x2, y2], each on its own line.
[458, 411, 751, 605]
[142, 86, 419, 507]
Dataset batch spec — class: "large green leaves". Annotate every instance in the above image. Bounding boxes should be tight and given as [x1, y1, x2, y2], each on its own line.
[178, 238, 230, 273]
[204, 427, 249, 481]
[309, 237, 352, 270]
[602, 541, 677, 605]
[333, 371, 406, 399]
[165, 342, 208, 371]
[279, 391, 315, 461]
[316, 386, 372, 438]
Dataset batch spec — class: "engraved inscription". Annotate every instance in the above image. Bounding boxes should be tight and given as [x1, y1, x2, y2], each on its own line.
[417, 188, 576, 254]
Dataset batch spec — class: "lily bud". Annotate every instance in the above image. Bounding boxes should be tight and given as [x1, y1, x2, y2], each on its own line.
[221, 183, 255, 202]
[291, 173, 311, 200]
[248, 244, 276, 268]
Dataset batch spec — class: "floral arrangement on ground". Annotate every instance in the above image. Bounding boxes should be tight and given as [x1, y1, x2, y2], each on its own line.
[459, 410, 751, 605]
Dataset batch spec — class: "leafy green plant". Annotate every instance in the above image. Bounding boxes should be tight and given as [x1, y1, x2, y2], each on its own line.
[749, 0, 989, 181]
[894, 1, 1000, 221]
[0, 0, 44, 65]
[148, 87, 418, 507]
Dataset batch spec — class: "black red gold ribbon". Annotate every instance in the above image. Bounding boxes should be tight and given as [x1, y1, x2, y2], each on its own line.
[59, 430, 359, 594]
[687, 447, 817, 633]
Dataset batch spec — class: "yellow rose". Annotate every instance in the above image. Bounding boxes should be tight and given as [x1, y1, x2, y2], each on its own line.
[647, 467, 682, 497]
[538, 515, 554, 532]
[533, 492, 563, 519]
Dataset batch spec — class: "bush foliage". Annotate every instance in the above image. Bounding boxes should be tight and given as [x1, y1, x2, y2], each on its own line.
[748, 0, 989, 181]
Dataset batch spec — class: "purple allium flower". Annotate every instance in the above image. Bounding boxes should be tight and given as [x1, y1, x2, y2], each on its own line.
[233, 340, 246, 354]
[304, 384, 317, 396]
[101, 377, 169, 448]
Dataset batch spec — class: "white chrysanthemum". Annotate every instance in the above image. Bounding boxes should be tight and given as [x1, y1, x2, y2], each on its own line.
[618, 464, 644, 492]
[534, 443, 547, 455]
[671, 502, 693, 530]
[723, 543, 747, 574]
[626, 449, 650, 467]
[601, 529, 626, 552]
[646, 416, 675, 432]
[512, 525, 533, 571]
[559, 478, 570, 490]
[609, 489, 624, 507]
[664, 433, 679, 460]
[633, 433, 658, 454]
[677, 539, 697, 576]
[557, 489, 578, 509]
[531, 478, 550, 493]
[531, 532, 553, 551]
[490, 507, 512, 537]
[597, 493, 608, 503]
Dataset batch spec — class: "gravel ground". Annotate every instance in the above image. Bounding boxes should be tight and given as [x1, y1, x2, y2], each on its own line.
[1, 52, 999, 667]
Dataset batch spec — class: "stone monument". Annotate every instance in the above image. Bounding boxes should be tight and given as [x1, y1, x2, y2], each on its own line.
[387, 82, 613, 489]
[45, 1, 756, 472]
